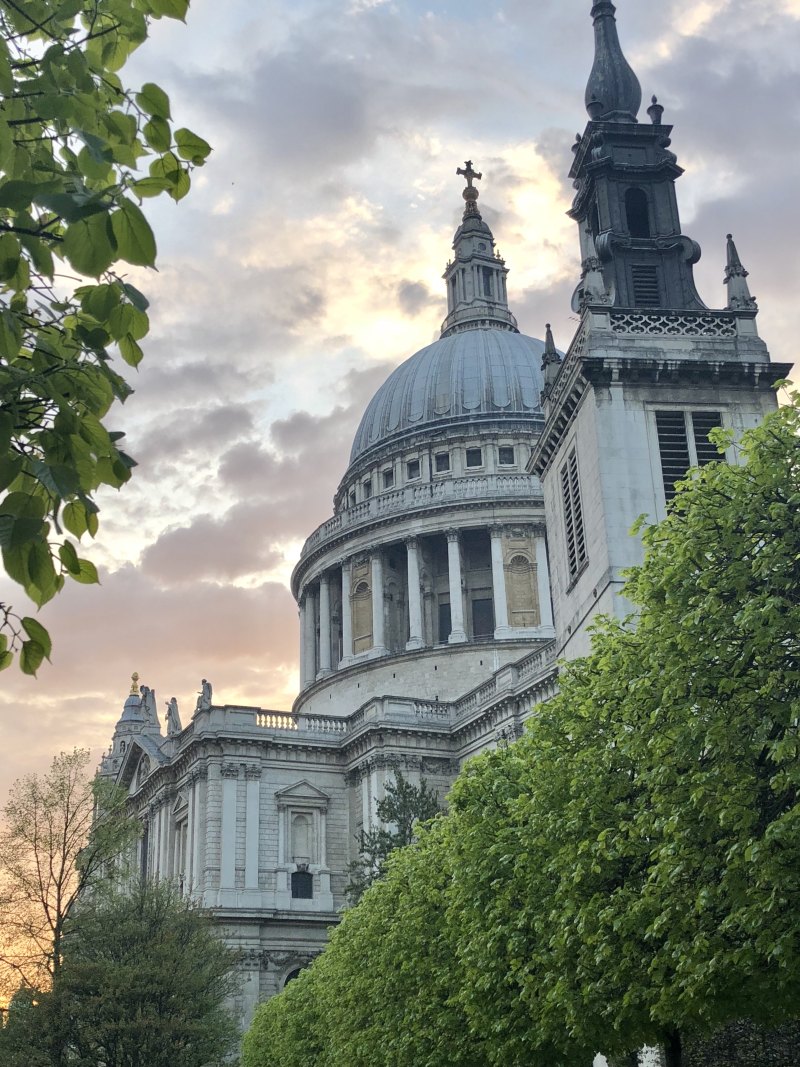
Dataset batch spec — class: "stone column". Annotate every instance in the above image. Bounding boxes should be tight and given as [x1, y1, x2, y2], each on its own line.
[298, 598, 306, 689]
[371, 553, 387, 653]
[446, 530, 467, 644]
[405, 537, 425, 651]
[340, 559, 353, 667]
[490, 525, 512, 637]
[220, 764, 238, 891]
[536, 535, 555, 629]
[244, 766, 260, 891]
[302, 588, 317, 687]
[317, 574, 333, 679]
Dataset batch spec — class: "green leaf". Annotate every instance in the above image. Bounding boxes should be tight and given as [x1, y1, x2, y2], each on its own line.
[62, 213, 116, 277]
[21, 617, 52, 660]
[0, 180, 36, 211]
[20, 639, 45, 676]
[118, 335, 144, 367]
[72, 558, 100, 585]
[110, 200, 157, 267]
[58, 541, 81, 576]
[148, 0, 189, 20]
[136, 82, 171, 120]
[143, 116, 172, 153]
[174, 128, 212, 164]
[131, 176, 171, 198]
[81, 283, 121, 321]
[62, 502, 88, 540]
[0, 233, 21, 281]
[122, 282, 149, 312]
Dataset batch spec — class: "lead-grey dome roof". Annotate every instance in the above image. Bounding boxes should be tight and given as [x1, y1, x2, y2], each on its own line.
[350, 329, 546, 465]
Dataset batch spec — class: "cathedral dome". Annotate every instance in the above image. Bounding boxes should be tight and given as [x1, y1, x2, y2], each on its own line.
[349, 328, 546, 465]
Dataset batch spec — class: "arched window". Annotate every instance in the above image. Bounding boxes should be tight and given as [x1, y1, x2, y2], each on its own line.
[625, 188, 651, 238]
[352, 580, 372, 655]
[284, 967, 304, 987]
[291, 813, 312, 863]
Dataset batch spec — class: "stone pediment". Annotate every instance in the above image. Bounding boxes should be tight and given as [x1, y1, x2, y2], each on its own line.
[274, 780, 331, 808]
[117, 735, 168, 791]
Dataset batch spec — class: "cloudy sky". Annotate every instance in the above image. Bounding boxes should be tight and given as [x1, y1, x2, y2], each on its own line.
[1, 0, 799, 792]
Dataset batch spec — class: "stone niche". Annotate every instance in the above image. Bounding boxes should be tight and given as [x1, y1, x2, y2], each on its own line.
[502, 526, 540, 629]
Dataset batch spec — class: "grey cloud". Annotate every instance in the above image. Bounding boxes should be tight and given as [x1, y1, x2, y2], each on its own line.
[397, 281, 439, 317]
[140, 510, 282, 585]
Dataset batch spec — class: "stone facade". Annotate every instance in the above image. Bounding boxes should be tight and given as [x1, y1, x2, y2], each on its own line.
[97, 1, 789, 1050]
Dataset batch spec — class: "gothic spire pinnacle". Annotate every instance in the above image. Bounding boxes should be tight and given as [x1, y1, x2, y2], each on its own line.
[457, 160, 482, 219]
[585, 1, 642, 123]
[724, 233, 758, 312]
[541, 324, 562, 397]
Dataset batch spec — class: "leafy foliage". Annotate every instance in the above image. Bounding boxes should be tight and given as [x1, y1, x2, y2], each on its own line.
[345, 770, 442, 904]
[243, 397, 800, 1067]
[0, 748, 140, 998]
[0, 0, 210, 672]
[0, 880, 239, 1067]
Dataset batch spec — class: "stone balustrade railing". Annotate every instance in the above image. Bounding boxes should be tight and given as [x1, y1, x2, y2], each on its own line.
[300, 473, 543, 559]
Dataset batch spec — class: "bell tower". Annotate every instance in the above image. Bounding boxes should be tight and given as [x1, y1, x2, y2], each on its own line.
[531, 1, 792, 661]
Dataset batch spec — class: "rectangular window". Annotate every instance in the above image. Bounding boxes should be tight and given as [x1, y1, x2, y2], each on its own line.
[631, 264, 661, 307]
[291, 870, 314, 899]
[407, 459, 421, 480]
[655, 410, 722, 501]
[560, 448, 588, 582]
[363, 479, 372, 499]
[438, 601, 451, 643]
[435, 452, 450, 473]
[382, 469, 394, 489]
[472, 597, 495, 638]
[498, 446, 515, 466]
[466, 448, 483, 468]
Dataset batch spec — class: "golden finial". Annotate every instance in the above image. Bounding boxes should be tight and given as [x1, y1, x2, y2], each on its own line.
[130, 671, 140, 695]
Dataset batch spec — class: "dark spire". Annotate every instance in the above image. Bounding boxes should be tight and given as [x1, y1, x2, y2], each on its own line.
[724, 234, 758, 312]
[585, 1, 642, 123]
[541, 324, 562, 398]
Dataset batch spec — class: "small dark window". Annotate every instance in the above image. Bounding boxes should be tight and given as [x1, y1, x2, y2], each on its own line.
[561, 448, 588, 581]
[438, 601, 451, 643]
[472, 598, 494, 638]
[625, 188, 651, 238]
[291, 871, 313, 899]
[407, 459, 421, 480]
[382, 469, 394, 489]
[435, 452, 450, 473]
[450, 276, 457, 305]
[482, 267, 492, 298]
[466, 448, 483, 468]
[631, 264, 661, 307]
[348, 490, 356, 508]
[363, 479, 372, 499]
[498, 446, 515, 466]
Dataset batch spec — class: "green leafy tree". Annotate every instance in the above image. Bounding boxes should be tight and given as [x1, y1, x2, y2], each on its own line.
[0, 748, 140, 999]
[2, 880, 239, 1067]
[448, 396, 800, 1066]
[345, 770, 442, 903]
[0, 0, 210, 673]
[245, 821, 487, 1067]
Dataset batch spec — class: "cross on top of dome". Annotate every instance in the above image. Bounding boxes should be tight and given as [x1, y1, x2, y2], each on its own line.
[457, 160, 482, 217]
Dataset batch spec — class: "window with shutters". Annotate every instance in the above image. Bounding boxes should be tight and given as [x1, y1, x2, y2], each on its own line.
[560, 448, 588, 582]
[631, 263, 661, 307]
[655, 410, 722, 501]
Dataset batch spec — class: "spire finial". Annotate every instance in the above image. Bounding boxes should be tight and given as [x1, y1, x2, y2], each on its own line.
[585, 1, 642, 123]
[457, 160, 482, 218]
[724, 233, 758, 312]
[129, 671, 140, 695]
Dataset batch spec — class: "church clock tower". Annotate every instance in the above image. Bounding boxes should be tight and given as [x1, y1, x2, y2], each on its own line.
[530, 0, 792, 661]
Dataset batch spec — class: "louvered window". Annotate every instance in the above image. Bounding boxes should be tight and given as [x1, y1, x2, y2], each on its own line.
[631, 264, 661, 307]
[561, 448, 588, 581]
[655, 410, 722, 501]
